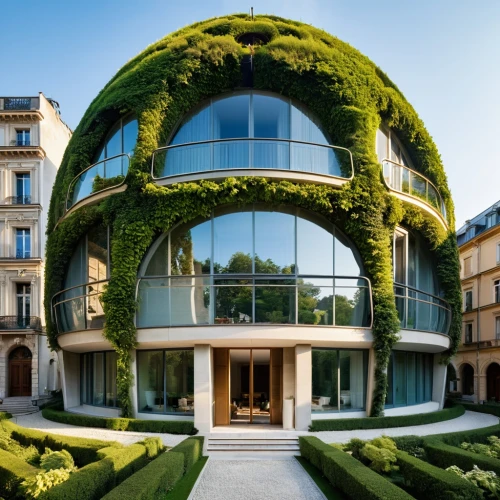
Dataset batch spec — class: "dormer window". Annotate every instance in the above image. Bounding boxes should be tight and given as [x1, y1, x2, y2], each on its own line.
[486, 211, 498, 229]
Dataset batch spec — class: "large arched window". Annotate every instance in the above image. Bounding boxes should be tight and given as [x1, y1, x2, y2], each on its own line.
[137, 205, 371, 328]
[152, 92, 353, 180]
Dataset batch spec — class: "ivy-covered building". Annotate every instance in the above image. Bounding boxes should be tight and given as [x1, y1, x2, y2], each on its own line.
[46, 15, 461, 432]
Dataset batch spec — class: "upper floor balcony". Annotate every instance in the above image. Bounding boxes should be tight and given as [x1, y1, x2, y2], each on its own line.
[0, 315, 41, 331]
[0, 97, 43, 122]
[65, 154, 130, 215]
[151, 138, 354, 186]
[1, 195, 34, 206]
[382, 160, 447, 228]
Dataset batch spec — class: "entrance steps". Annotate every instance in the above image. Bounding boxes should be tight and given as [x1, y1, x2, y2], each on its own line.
[206, 432, 301, 459]
[0, 397, 39, 416]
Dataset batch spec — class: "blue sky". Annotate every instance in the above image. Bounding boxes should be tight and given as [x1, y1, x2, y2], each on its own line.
[2, 0, 499, 228]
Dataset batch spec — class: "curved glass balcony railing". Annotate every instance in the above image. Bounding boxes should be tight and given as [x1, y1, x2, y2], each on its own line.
[382, 160, 446, 219]
[136, 275, 372, 328]
[394, 283, 451, 336]
[66, 154, 130, 211]
[52, 280, 108, 335]
[152, 139, 354, 181]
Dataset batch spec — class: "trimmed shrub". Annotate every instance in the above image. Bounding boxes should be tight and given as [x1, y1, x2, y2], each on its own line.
[20, 468, 73, 499]
[0, 411, 13, 420]
[97, 444, 148, 484]
[41, 408, 196, 435]
[101, 451, 184, 500]
[461, 402, 500, 418]
[396, 450, 483, 500]
[433, 423, 500, 448]
[299, 436, 336, 470]
[424, 438, 500, 475]
[0, 448, 38, 499]
[139, 437, 164, 459]
[0, 430, 40, 464]
[361, 444, 398, 474]
[309, 405, 465, 431]
[321, 449, 412, 499]
[169, 437, 204, 473]
[40, 448, 75, 471]
[392, 435, 424, 451]
[0, 419, 121, 466]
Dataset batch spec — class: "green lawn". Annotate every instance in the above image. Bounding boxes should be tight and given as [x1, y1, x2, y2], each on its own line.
[166, 456, 208, 499]
[295, 456, 346, 500]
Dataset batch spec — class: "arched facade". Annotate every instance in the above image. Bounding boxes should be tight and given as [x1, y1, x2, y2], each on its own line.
[46, 15, 461, 431]
[461, 362, 475, 397]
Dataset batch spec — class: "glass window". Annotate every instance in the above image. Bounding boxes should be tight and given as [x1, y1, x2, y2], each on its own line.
[496, 317, 500, 340]
[464, 290, 473, 311]
[213, 95, 249, 139]
[253, 94, 289, 139]
[312, 349, 368, 413]
[16, 173, 30, 201]
[495, 280, 500, 304]
[465, 323, 473, 343]
[170, 220, 211, 275]
[95, 115, 138, 161]
[123, 117, 139, 155]
[87, 226, 108, 282]
[172, 106, 211, 145]
[137, 349, 194, 415]
[16, 284, 30, 319]
[105, 351, 117, 407]
[376, 128, 389, 163]
[296, 214, 333, 275]
[16, 129, 30, 146]
[16, 228, 30, 258]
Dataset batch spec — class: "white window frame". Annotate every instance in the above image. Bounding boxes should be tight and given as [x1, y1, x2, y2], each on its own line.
[15, 128, 30, 146]
[495, 279, 500, 304]
[496, 316, 500, 340]
[15, 227, 31, 259]
[16, 282, 31, 317]
[464, 289, 473, 312]
[464, 322, 473, 343]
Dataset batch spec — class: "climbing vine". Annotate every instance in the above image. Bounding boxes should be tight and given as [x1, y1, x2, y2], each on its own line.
[45, 14, 461, 417]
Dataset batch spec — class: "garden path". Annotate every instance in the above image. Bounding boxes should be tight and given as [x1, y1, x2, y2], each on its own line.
[12, 412, 188, 447]
[313, 411, 499, 444]
[190, 458, 326, 500]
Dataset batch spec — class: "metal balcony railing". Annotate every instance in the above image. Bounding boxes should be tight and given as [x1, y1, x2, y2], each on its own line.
[66, 154, 130, 211]
[152, 138, 354, 181]
[52, 280, 108, 335]
[0, 316, 41, 331]
[1, 97, 39, 111]
[136, 275, 372, 329]
[382, 160, 447, 219]
[394, 282, 451, 336]
[4, 195, 32, 205]
[9, 140, 31, 147]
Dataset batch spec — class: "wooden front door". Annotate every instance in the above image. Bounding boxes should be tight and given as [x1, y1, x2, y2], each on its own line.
[270, 348, 283, 425]
[9, 346, 32, 397]
[214, 348, 230, 426]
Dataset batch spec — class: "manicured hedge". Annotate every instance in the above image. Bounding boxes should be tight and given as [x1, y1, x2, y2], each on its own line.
[101, 451, 184, 500]
[424, 438, 500, 475]
[461, 402, 500, 418]
[169, 436, 204, 474]
[42, 408, 196, 435]
[0, 420, 121, 466]
[0, 448, 37, 499]
[396, 450, 482, 500]
[299, 437, 411, 499]
[309, 405, 465, 431]
[0, 411, 12, 420]
[431, 423, 500, 448]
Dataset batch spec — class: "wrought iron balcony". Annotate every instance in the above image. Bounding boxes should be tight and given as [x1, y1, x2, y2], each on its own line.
[152, 138, 354, 183]
[382, 160, 447, 219]
[0, 316, 41, 331]
[66, 154, 130, 211]
[52, 280, 108, 335]
[1, 97, 39, 111]
[4, 195, 32, 205]
[10, 140, 31, 146]
[394, 283, 451, 336]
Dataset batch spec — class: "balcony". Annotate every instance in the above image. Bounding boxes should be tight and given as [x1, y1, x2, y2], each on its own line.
[0, 97, 43, 122]
[52, 280, 107, 335]
[0, 251, 39, 261]
[0, 316, 41, 331]
[66, 154, 130, 212]
[382, 160, 447, 225]
[394, 283, 451, 336]
[136, 275, 372, 329]
[152, 138, 354, 186]
[2, 195, 33, 205]
[0, 141, 44, 159]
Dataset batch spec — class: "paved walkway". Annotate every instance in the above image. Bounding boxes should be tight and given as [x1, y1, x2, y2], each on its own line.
[11, 412, 188, 447]
[190, 458, 326, 500]
[314, 411, 499, 444]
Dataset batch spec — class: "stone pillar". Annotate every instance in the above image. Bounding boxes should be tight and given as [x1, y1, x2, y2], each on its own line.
[194, 344, 213, 434]
[432, 354, 447, 409]
[59, 350, 80, 409]
[295, 344, 311, 431]
[283, 347, 296, 428]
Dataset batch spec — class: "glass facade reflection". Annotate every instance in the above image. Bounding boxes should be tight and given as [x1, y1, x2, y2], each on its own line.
[137, 349, 194, 415]
[153, 92, 352, 179]
[137, 206, 371, 328]
[312, 349, 368, 412]
[385, 351, 433, 407]
[81, 351, 117, 407]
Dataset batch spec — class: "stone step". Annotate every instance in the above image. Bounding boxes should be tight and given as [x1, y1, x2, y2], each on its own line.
[206, 436, 300, 458]
[209, 439, 299, 445]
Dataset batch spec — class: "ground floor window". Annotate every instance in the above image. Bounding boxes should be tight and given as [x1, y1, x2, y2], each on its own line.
[311, 348, 368, 412]
[385, 351, 433, 407]
[81, 351, 117, 407]
[137, 349, 194, 415]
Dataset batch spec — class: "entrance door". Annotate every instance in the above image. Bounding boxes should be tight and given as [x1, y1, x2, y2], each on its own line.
[9, 346, 32, 396]
[487, 363, 500, 402]
[214, 348, 230, 426]
[270, 348, 283, 425]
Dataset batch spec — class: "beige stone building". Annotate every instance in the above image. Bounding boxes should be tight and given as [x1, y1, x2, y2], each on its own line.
[0, 94, 71, 404]
[455, 202, 500, 403]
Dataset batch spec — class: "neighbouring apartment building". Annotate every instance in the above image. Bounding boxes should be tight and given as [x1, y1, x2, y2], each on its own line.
[0, 93, 71, 401]
[455, 202, 500, 403]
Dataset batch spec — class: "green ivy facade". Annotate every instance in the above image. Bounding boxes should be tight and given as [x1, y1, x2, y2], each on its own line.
[45, 14, 461, 420]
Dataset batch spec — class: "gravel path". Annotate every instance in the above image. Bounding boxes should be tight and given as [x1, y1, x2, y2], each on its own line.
[190, 458, 326, 500]
[12, 412, 188, 447]
[314, 410, 499, 444]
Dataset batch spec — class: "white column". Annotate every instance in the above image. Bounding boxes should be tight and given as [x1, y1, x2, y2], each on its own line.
[58, 350, 80, 409]
[432, 354, 447, 409]
[295, 344, 311, 431]
[365, 347, 376, 415]
[194, 344, 213, 434]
